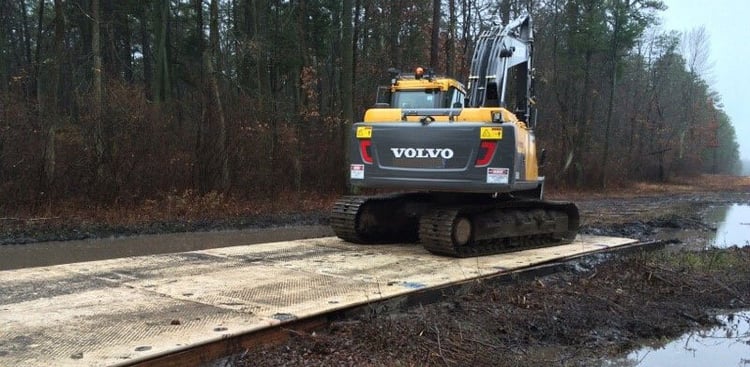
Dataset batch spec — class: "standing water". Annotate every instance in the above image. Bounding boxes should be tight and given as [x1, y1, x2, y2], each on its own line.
[705, 204, 750, 248]
[607, 311, 750, 367]
[605, 204, 750, 366]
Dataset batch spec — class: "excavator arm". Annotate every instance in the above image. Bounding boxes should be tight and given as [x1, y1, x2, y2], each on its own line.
[467, 12, 534, 123]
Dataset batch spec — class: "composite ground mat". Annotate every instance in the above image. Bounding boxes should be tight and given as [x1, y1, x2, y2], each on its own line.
[0, 235, 637, 366]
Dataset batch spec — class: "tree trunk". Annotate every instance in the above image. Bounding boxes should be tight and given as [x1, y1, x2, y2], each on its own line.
[0, 2, 8, 95]
[34, 0, 44, 100]
[388, 2, 401, 68]
[92, 0, 106, 188]
[352, 0, 360, 83]
[446, 0, 456, 77]
[599, 2, 621, 189]
[140, 6, 153, 100]
[194, 0, 208, 192]
[42, 0, 66, 190]
[112, 2, 133, 82]
[500, 0, 511, 23]
[430, 0, 440, 69]
[600, 46, 618, 189]
[341, 0, 353, 124]
[461, 0, 470, 65]
[572, 50, 593, 187]
[341, 0, 353, 191]
[52, 0, 64, 113]
[209, 0, 229, 191]
[20, 0, 33, 67]
[153, 0, 171, 102]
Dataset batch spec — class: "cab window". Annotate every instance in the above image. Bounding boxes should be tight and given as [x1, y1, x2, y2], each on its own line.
[392, 89, 441, 108]
[448, 87, 465, 108]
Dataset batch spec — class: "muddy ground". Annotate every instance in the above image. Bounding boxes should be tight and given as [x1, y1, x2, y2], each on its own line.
[236, 190, 750, 367]
[241, 248, 750, 367]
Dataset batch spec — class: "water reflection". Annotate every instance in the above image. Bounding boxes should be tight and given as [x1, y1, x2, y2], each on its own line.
[609, 311, 750, 367]
[0, 225, 332, 271]
[706, 204, 750, 248]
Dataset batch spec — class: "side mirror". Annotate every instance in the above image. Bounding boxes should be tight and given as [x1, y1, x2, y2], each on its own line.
[376, 86, 392, 105]
[499, 46, 515, 58]
[539, 149, 547, 168]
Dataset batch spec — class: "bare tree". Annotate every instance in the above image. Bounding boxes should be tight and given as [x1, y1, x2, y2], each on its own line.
[681, 26, 714, 83]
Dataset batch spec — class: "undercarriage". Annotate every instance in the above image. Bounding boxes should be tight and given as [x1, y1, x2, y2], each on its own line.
[331, 193, 579, 258]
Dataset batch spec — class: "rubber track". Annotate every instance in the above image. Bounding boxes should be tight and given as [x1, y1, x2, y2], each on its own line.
[332, 194, 579, 258]
[330, 194, 421, 244]
[330, 196, 369, 243]
[419, 202, 578, 258]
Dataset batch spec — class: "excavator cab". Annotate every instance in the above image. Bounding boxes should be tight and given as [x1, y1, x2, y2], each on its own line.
[373, 68, 466, 110]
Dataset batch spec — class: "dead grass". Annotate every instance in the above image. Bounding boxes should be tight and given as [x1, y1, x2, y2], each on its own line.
[549, 174, 750, 201]
[2, 174, 747, 229]
[0, 190, 338, 229]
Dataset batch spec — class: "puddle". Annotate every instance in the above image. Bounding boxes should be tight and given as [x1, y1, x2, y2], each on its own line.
[706, 204, 750, 248]
[0, 225, 332, 270]
[606, 311, 750, 367]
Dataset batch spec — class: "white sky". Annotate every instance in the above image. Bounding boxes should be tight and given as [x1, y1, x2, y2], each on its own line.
[659, 0, 750, 160]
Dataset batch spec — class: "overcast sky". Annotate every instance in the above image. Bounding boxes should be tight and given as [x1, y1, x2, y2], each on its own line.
[658, 0, 750, 161]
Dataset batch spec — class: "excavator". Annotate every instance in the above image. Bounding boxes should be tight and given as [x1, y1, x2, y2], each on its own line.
[331, 13, 579, 257]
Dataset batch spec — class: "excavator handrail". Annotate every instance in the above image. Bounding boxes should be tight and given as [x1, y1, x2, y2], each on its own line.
[401, 108, 463, 122]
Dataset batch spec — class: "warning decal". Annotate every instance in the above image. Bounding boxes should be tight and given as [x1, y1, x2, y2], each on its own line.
[480, 127, 503, 140]
[356, 126, 372, 139]
[487, 167, 509, 184]
[350, 164, 365, 179]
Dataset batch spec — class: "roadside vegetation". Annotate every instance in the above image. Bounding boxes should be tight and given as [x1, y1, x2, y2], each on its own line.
[0, 1, 742, 215]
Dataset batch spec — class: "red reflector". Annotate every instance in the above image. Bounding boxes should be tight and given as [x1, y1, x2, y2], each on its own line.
[475, 141, 497, 166]
[360, 140, 373, 163]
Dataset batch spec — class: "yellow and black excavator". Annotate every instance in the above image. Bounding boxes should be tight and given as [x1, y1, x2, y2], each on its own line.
[331, 13, 579, 257]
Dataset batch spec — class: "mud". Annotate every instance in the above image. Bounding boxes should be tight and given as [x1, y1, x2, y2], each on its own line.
[0, 225, 333, 270]
[0, 210, 330, 245]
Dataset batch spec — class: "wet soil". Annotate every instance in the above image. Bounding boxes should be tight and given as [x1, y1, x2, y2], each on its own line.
[0, 210, 330, 245]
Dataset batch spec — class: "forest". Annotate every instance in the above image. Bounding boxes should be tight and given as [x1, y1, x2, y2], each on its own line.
[0, 0, 741, 210]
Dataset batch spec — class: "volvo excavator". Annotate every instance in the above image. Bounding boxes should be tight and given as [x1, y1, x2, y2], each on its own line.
[331, 13, 579, 257]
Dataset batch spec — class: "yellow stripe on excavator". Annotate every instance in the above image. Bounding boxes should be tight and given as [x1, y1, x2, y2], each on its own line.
[363, 107, 520, 124]
[391, 78, 465, 92]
